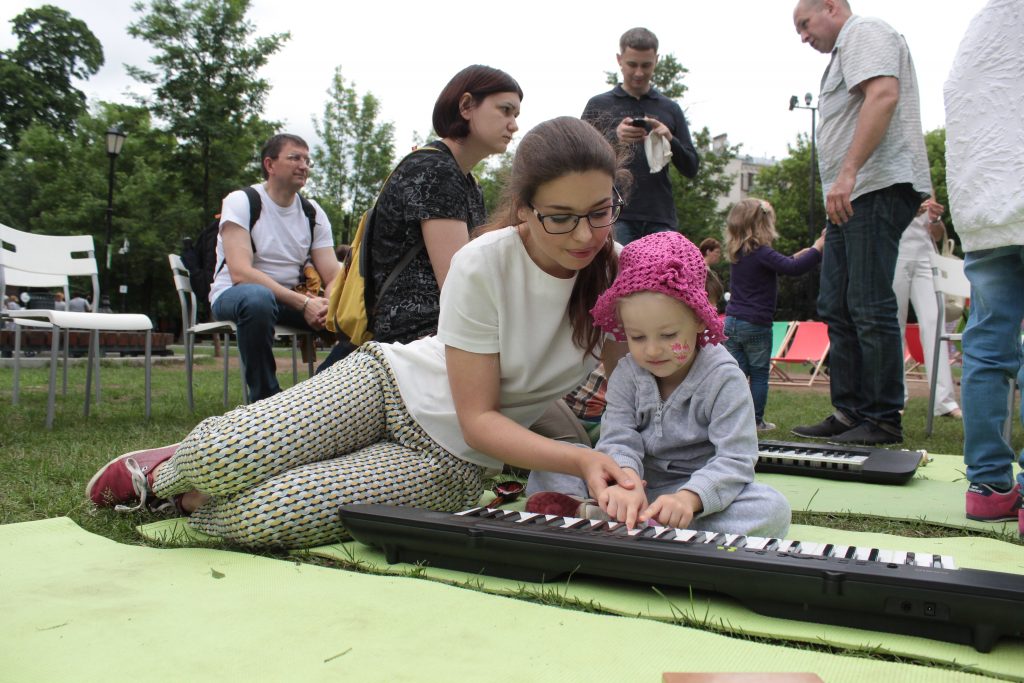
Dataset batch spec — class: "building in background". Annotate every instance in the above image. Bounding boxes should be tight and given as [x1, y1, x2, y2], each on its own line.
[713, 134, 776, 213]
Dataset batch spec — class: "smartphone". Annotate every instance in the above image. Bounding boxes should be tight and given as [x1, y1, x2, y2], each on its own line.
[629, 117, 647, 128]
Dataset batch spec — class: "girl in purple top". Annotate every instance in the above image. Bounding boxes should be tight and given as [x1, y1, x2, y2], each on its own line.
[724, 199, 824, 431]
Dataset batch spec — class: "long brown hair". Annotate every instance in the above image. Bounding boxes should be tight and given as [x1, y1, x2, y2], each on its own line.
[482, 117, 631, 357]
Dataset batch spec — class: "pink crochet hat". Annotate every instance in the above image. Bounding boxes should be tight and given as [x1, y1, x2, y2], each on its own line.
[590, 231, 725, 346]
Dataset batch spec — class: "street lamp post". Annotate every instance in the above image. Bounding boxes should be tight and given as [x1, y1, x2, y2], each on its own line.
[789, 93, 818, 241]
[102, 126, 127, 312]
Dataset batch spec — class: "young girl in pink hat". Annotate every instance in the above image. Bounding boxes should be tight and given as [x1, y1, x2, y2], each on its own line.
[527, 230, 791, 537]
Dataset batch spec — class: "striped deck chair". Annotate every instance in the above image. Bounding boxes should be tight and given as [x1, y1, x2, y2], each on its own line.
[769, 320, 830, 386]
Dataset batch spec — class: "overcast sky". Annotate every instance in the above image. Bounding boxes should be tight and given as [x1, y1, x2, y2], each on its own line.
[1, 0, 988, 163]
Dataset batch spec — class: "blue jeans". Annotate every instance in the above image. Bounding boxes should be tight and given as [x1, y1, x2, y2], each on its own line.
[723, 317, 772, 423]
[614, 219, 674, 246]
[817, 184, 920, 431]
[212, 284, 312, 402]
[962, 246, 1024, 491]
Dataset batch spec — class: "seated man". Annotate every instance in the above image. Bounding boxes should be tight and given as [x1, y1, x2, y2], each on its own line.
[210, 133, 340, 401]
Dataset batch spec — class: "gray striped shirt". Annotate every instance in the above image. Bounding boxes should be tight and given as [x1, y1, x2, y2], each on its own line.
[816, 16, 932, 202]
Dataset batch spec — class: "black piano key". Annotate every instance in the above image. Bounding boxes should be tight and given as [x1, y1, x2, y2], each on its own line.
[868, 548, 880, 562]
[821, 543, 835, 557]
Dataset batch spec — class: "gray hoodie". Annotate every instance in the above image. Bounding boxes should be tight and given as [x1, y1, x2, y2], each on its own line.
[597, 343, 757, 515]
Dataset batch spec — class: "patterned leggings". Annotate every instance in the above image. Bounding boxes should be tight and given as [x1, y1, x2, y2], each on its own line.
[152, 343, 485, 549]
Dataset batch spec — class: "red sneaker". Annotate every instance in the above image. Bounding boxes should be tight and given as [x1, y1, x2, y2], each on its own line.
[965, 482, 1022, 522]
[86, 443, 178, 511]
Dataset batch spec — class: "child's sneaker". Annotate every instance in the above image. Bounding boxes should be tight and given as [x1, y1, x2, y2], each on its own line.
[965, 482, 1022, 522]
[757, 420, 777, 432]
[1020, 508, 1023, 539]
[86, 443, 178, 512]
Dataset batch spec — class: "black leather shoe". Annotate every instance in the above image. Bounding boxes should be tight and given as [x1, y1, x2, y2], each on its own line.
[827, 422, 902, 446]
[791, 414, 852, 439]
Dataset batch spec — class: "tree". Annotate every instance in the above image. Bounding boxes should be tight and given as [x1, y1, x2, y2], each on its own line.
[127, 0, 287, 224]
[0, 5, 103, 154]
[923, 128, 955, 249]
[673, 127, 737, 244]
[0, 101, 183, 320]
[309, 67, 396, 244]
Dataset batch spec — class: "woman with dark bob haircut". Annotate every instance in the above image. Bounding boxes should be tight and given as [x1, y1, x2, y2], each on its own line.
[318, 65, 523, 370]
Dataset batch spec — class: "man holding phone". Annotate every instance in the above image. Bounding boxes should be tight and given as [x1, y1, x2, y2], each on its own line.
[582, 27, 700, 245]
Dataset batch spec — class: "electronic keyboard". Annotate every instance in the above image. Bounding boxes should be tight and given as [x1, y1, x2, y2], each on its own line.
[338, 504, 1024, 653]
[757, 440, 924, 484]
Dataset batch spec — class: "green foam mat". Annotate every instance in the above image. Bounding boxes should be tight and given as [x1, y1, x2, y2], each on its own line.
[135, 516, 1024, 680]
[0, 517, 1010, 683]
[758, 452, 1019, 533]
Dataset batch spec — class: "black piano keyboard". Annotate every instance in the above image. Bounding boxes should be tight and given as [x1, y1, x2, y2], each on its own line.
[757, 440, 924, 484]
[338, 503, 1024, 653]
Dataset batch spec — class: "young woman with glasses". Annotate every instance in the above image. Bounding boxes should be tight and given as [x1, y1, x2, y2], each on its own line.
[87, 116, 638, 549]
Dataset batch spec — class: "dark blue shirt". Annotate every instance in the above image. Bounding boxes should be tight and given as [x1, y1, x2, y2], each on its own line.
[725, 245, 822, 326]
[582, 85, 700, 227]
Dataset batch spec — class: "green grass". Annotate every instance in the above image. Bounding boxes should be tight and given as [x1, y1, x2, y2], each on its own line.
[0, 347, 1012, 545]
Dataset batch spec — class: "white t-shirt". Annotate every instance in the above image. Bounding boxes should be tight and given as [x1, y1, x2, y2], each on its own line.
[209, 184, 334, 304]
[381, 227, 601, 470]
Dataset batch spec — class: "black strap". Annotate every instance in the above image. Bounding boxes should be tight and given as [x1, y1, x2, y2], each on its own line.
[362, 146, 444, 325]
[214, 187, 318, 278]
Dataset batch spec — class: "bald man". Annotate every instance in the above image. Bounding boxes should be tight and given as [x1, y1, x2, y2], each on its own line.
[790, 0, 932, 446]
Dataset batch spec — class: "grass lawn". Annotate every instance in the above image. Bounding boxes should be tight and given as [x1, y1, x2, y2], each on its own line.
[0, 345, 1016, 549]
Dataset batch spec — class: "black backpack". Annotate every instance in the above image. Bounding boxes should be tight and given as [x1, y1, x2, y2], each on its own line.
[182, 187, 317, 308]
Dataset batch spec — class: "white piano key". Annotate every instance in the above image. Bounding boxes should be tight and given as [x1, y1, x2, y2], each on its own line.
[672, 529, 699, 543]
[627, 528, 643, 536]
[940, 555, 957, 570]
[744, 536, 771, 550]
[876, 549, 895, 564]
[799, 542, 825, 556]
[891, 551, 908, 565]
[913, 553, 934, 567]
[722, 534, 741, 547]
[650, 526, 670, 538]
[513, 512, 540, 522]
[831, 545, 851, 559]
[853, 547, 872, 561]
[776, 539, 797, 552]
[606, 522, 621, 531]
[455, 507, 485, 516]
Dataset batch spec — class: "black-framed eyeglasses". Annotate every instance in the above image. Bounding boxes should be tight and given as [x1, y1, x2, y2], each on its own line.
[280, 152, 314, 168]
[528, 192, 624, 235]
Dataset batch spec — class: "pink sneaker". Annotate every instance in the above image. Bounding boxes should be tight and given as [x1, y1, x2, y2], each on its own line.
[965, 482, 1022, 522]
[86, 443, 178, 511]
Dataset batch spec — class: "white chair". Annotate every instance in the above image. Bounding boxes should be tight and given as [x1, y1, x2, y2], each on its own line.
[2, 266, 72, 396]
[168, 254, 244, 410]
[926, 252, 973, 437]
[0, 223, 153, 429]
[168, 254, 316, 409]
